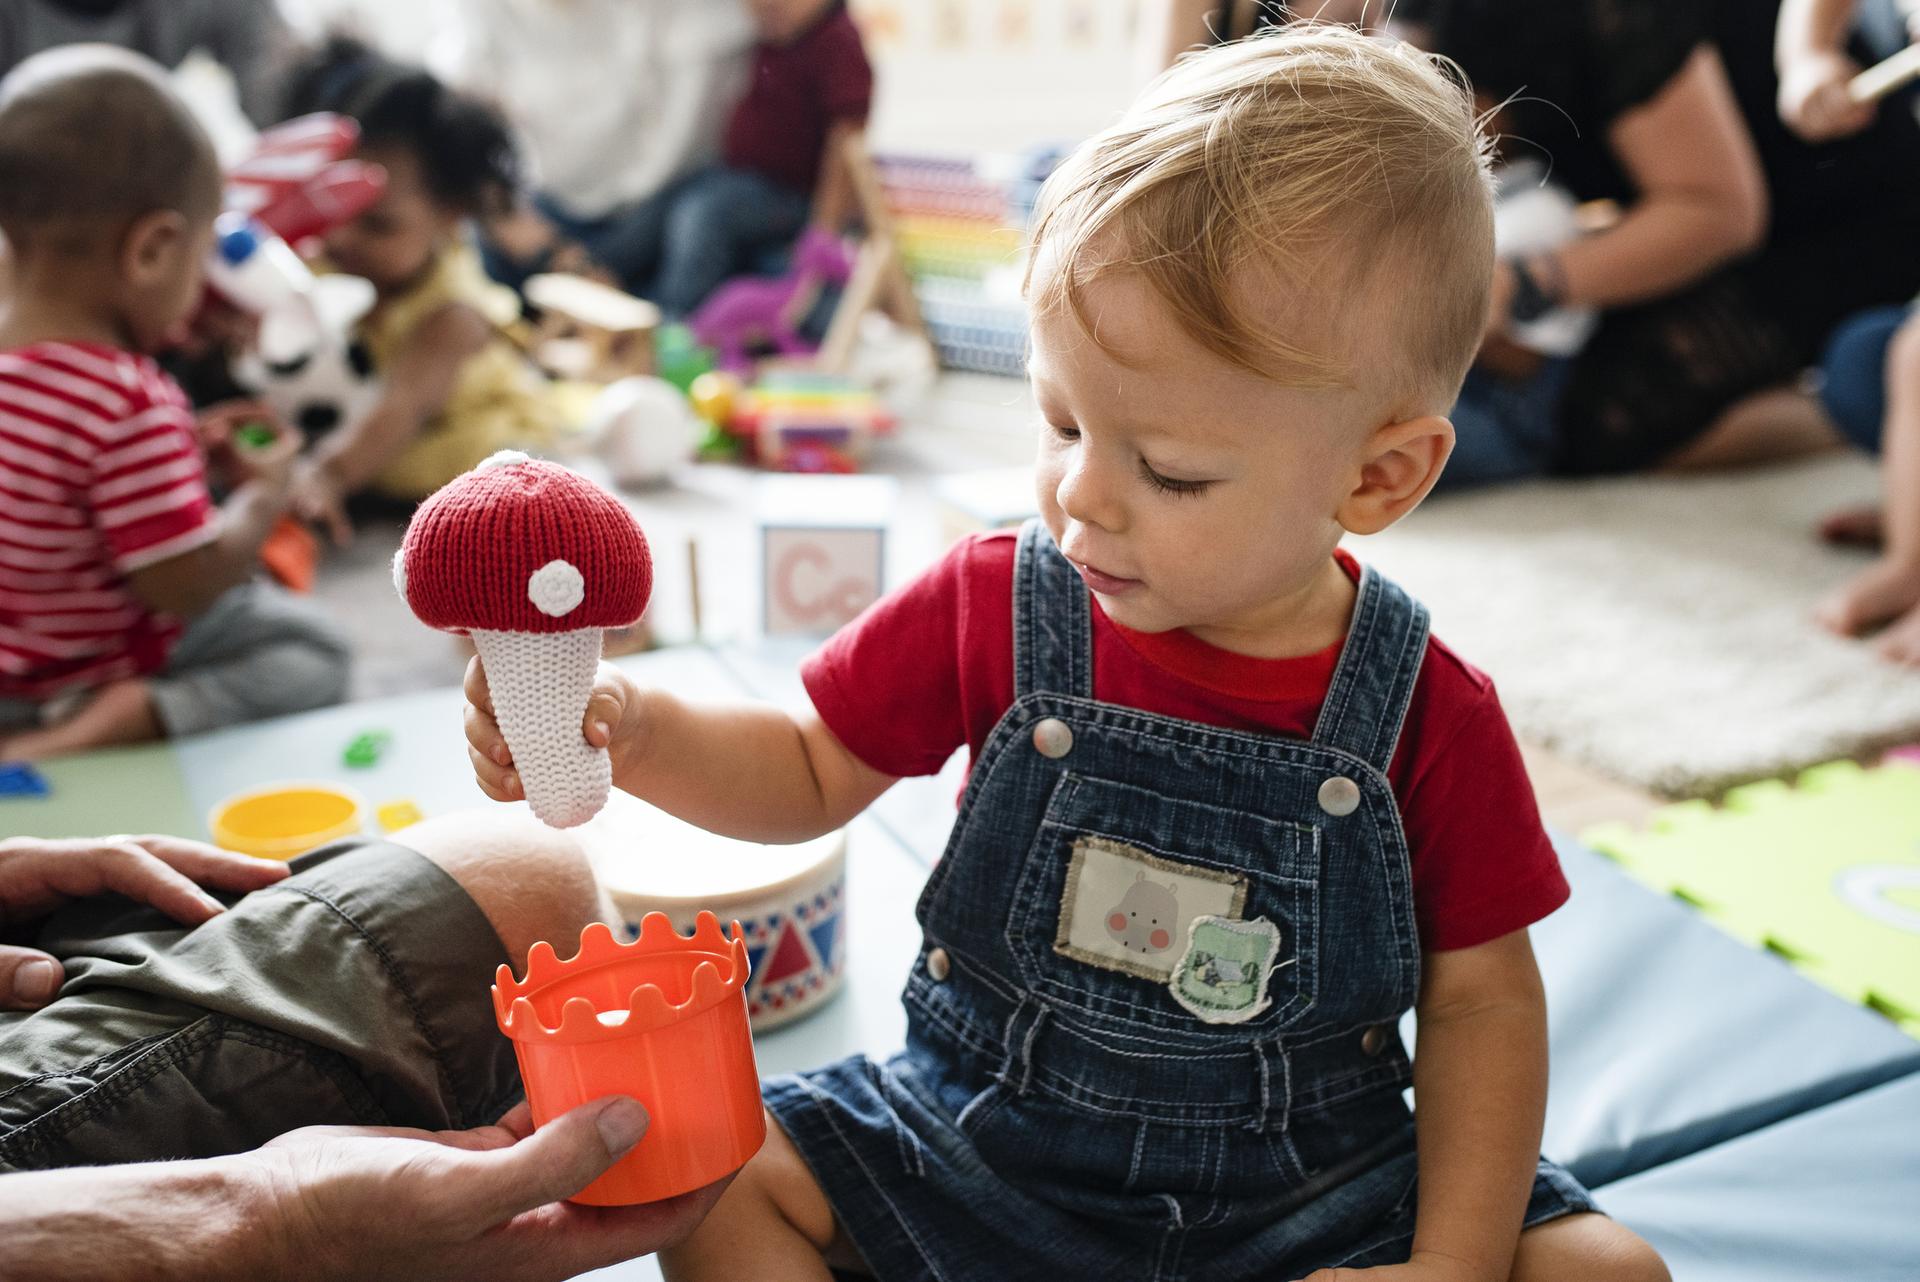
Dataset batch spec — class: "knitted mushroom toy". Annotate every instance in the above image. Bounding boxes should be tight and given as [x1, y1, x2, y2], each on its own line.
[395, 451, 651, 828]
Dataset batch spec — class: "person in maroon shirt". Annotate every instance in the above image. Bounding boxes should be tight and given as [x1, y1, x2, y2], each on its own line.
[538, 0, 873, 316]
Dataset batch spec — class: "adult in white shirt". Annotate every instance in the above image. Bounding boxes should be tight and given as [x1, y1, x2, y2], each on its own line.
[430, 0, 755, 290]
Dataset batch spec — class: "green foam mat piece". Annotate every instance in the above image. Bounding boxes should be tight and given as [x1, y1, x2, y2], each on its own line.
[1586, 761, 1920, 1038]
[0, 743, 201, 840]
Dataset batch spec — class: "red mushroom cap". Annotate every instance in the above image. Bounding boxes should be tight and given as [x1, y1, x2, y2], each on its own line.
[396, 452, 651, 634]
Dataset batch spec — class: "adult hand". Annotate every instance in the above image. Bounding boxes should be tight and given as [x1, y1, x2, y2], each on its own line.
[464, 657, 642, 803]
[1778, 49, 1874, 142]
[0, 835, 288, 1010]
[248, 1096, 729, 1282]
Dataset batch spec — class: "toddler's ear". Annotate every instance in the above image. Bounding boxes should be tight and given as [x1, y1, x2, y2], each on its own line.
[1337, 415, 1454, 536]
[120, 208, 189, 286]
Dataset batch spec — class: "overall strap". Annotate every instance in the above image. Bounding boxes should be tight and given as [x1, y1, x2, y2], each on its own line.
[1310, 564, 1430, 773]
[1012, 519, 1092, 701]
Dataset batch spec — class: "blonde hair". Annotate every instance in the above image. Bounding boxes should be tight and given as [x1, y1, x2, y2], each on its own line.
[1024, 24, 1495, 414]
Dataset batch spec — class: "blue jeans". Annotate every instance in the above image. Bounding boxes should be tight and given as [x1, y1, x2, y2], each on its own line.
[1819, 304, 1912, 455]
[1434, 357, 1573, 490]
[493, 168, 810, 318]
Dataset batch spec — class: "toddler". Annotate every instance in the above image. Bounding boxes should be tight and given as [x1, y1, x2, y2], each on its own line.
[1812, 303, 1920, 665]
[0, 46, 348, 760]
[279, 37, 561, 539]
[466, 27, 1668, 1282]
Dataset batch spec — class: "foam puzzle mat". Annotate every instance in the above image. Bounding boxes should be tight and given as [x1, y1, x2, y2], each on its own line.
[1585, 761, 1920, 1038]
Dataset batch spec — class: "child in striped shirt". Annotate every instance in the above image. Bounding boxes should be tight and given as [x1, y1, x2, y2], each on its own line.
[0, 46, 350, 759]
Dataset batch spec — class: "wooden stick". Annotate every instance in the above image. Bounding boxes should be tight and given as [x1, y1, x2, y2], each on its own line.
[686, 536, 703, 644]
[1850, 42, 1920, 103]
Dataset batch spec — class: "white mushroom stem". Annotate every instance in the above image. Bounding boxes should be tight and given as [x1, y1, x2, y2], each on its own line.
[472, 627, 610, 829]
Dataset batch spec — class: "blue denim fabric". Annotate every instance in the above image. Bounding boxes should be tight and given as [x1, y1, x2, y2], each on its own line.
[765, 521, 1595, 1279]
[1818, 304, 1911, 455]
[482, 170, 809, 316]
[1434, 357, 1573, 490]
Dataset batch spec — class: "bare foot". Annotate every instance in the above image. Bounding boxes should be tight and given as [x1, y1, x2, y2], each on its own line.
[1816, 556, 1920, 636]
[0, 680, 158, 760]
[1818, 505, 1885, 548]
[1875, 604, 1920, 666]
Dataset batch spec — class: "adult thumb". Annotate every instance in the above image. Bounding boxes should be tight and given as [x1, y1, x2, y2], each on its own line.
[469, 1096, 650, 1221]
[0, 946, 64, 1011]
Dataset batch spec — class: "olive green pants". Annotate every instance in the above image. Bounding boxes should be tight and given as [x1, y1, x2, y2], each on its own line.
[0, 839, 519, 1171]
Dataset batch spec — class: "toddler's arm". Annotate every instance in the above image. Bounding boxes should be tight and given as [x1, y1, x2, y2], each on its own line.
[294, 303, 492, 541]
[126, 409, 299, 618]
[464, 659, 895, 844]
[1404, 929, 1550, 1281]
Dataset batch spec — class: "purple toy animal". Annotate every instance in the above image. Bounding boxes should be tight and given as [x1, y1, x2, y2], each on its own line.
[689, 228, 855, 374]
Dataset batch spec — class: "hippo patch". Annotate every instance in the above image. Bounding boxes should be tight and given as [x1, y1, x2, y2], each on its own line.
[1052, 836, 1247, 982]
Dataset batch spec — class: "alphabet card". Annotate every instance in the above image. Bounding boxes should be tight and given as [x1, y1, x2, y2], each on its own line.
[757, 476, 897, 636]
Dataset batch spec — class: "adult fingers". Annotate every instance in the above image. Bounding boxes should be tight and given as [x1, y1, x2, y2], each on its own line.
[460, 1096, 650, 1225]
[46, 842, 226, 926]
[494, 1100, 535, 1140]
[0, 945, 63, 1010]
[135, 836, 290, 892]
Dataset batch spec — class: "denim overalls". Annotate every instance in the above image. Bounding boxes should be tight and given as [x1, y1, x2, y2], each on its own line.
[765, 521, 1593, 1280]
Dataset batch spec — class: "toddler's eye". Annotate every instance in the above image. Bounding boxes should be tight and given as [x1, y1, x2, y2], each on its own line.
[1140, 460, 1212, 497]
[1045, 420, 1081, 442]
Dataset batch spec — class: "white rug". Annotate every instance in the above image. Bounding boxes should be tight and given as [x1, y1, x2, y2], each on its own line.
[1353, 454, 1920, 798]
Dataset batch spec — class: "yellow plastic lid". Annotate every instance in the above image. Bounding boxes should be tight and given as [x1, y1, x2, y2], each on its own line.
[208, 783, 366, 859]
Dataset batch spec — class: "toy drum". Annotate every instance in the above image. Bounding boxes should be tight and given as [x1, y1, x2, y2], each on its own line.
[582, 794, 847, 1031]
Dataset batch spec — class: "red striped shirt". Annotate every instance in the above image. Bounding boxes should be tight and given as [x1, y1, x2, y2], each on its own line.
[0, 342, 217, 699]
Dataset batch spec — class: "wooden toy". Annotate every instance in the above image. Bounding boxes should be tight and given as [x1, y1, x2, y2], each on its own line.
[494, 913, 765, 1204]
[524, 272, 661, 384]
[208, 782, 365, 859]
[756, 475, 894, 636]
[724, 372, 897, 473]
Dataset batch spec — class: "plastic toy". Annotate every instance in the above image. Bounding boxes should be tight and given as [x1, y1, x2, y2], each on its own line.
[376, 799, 423, 832]
[689, 228, 856, 375]
[0, 762, 50, 798]
[395, 452, 652, 829]
[583, 376, 702, 489]
[1586, 760, 1920, 1038]
[234, 421, 278, 449]
[342, 730, 391, 769]
[653, 323, 716, 394]
[688, 370, 742, 427]
[208, 783, 365, 859]
[223, 113, 385, 251]
[723, 372, 897, 474]
[493, 912, 765, 1204]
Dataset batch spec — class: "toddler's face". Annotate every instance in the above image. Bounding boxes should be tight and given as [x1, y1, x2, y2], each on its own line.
[746, 0, 835, 43]
[322, 148, 456, 293]
[124, 210, 215, 354]
[1029, 271, 1374, 653]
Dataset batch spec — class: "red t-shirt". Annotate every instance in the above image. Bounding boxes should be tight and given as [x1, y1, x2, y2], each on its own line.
[803, 531, 1568, 953]
[723, 3, 874, 196]
[0, 342, 217, 699]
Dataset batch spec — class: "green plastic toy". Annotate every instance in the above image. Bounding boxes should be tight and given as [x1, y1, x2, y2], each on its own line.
[1586, 760, 1920, 1038]
[235, 421, 278, 449]
[342, 730, 391, 769]
[654, 323, 716, 394]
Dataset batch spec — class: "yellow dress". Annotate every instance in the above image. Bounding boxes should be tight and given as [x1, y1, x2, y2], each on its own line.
[357, 242, 561, 500]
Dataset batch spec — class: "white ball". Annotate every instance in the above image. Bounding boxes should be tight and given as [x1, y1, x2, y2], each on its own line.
[589, 376, 700, 488]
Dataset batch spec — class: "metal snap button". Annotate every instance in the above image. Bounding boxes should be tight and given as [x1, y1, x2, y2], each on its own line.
[926, 946, 952, 982]
[1361, 1024, 1388, 1056]
[1032, 717, 1074, 760]
[1318, 775, 1361, 817]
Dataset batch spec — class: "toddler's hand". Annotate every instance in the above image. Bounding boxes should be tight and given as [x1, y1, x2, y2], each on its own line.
[1778, 49, 1874, 141]
[0, 835, 288, 1010]
[463, 656, 640, 804]
[291, 460, 354, 547]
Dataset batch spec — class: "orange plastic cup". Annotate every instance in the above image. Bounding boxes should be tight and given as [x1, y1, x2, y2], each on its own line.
[493, 912, 766, 1205]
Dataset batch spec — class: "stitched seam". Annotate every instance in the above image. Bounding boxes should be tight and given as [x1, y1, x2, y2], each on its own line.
[796, 1074, 954, 1282]
[278, 883, 471, 1127]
